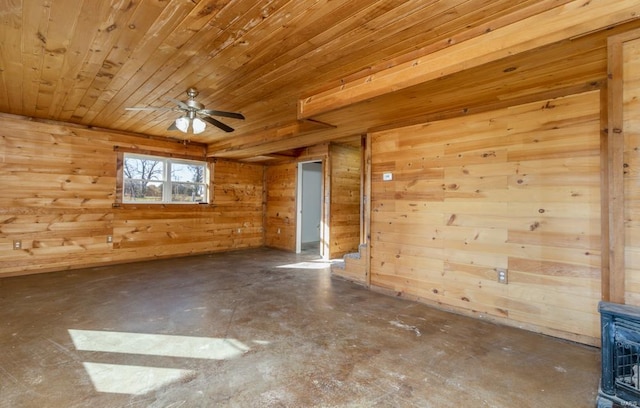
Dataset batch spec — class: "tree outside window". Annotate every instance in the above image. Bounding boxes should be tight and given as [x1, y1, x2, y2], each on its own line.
[171, 162, 207, 203]
[123, 153, 208, 204]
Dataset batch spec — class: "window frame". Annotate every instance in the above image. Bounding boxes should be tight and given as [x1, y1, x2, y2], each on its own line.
[116, 150, 211, 205]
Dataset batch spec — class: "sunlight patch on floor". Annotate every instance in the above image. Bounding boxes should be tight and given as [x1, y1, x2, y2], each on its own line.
[82, 362, 194, 395]
[69, 329, 252, 395]
[277, 259, 337, 269]
[69, 329, 250, 360]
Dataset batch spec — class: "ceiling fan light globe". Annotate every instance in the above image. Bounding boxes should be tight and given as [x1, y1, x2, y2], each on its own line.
[192, 118, 206, 134]
[175, 116, 190, 133]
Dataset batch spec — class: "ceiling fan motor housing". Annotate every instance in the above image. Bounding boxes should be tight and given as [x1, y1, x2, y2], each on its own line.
[186, 99, 204, 111]
[125, 87, 243, 133]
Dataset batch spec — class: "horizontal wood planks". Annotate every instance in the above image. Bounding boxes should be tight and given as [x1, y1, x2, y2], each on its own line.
[329, 143, 361, 259]
[333, 243, 368, 285]
[368, 91, 602, 343]
[0, 115, 264, 276]
[264, 162, 297, 251]
[264, 145, 334, 253]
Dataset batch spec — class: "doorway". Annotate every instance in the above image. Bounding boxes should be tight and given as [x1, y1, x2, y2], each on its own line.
[296, 161, 323, 256]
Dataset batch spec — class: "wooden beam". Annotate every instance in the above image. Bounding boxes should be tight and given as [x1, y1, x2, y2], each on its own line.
[364, 133, 372, 288]
[369, 82, 603, 134]
[207, 119, 335, 157]
[239, 154, 292, 163]
[605, 29, 640, 303]
[600, 82, 611, 302]
[298, 0, 640, 119]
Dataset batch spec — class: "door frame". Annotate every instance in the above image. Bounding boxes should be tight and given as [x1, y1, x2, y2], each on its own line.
[296, 160, 325, 257]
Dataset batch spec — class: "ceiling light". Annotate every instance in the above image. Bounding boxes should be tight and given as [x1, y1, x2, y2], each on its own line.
[192, 117, 206, 134]
[175, 116, 190, 133]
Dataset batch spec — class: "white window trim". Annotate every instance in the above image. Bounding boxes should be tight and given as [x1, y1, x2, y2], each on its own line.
[122, 152, 210, 204]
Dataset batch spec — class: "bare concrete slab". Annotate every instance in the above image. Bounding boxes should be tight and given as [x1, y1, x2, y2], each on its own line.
[0, 248, 600, 407]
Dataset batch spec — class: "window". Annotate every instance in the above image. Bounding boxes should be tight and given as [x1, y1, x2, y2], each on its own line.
[122, 153, 209, 204]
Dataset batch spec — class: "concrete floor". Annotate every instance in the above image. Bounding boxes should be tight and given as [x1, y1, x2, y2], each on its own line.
[0, 248, 601, 407]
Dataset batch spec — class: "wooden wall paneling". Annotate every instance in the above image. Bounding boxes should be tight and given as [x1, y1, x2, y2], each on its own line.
[369, 91, 602, 344]
[212, 159, 264, 206]
[264, 162, 297, 251]
[0, 114, 264, 276]
[505, 92, 602, 342]
[263, 145, 331, 254]
[328, 143, 361, 259]
[331, 136, 369, 283]
[212, 160, 265, 249]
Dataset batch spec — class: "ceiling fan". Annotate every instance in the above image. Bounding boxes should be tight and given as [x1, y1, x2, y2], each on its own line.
[125, 88, 245, 134]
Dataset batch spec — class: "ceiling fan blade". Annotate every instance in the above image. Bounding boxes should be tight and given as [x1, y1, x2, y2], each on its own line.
[200, 109, 245, 120]
[169, 98, 190, 110]
[201, 115, 234, 133]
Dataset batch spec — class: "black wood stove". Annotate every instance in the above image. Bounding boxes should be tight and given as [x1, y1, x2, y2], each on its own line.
[598, 301, 640, 407]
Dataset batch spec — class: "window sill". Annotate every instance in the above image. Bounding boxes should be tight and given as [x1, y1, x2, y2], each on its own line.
[112, 202, 215, 209]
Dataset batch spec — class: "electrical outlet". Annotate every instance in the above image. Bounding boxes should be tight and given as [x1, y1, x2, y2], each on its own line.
[106, 235, 113, 244]
[383, 172, 393, 181]
[497, 268, 508, 284]
[13, 240, 21, 250]
[277, 228, 281, 234]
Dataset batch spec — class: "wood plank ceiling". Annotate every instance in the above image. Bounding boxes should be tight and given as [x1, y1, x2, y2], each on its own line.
[0, 0, 638, 162]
